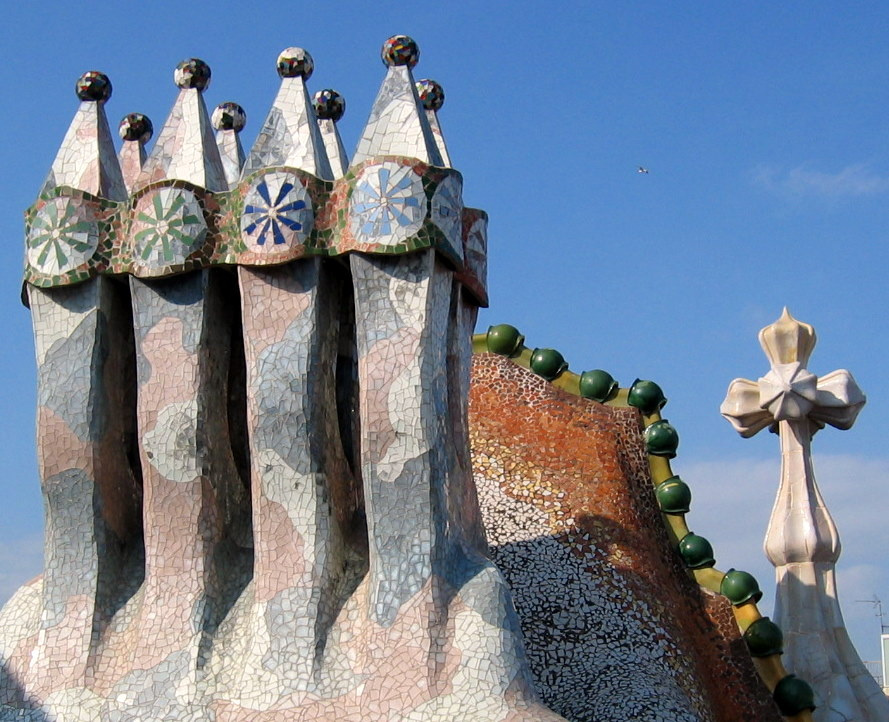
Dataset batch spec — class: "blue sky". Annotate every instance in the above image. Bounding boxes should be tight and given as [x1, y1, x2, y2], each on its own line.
[1, 2, 888, 669]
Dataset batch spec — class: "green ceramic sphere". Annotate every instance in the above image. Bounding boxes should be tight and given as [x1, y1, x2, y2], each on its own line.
[628, 379, 667, 414]
[773, 675, 816, 715]
[486, 324, 524, 356]
[655, 475, 691, 514]
[530, 348, 568, 381]
[678, 532, 715, 569]
[579, 369, 618, 402]
[743, 617, 784, 657]
[644, 420, 679, 458]
[720, 569, 763, 605]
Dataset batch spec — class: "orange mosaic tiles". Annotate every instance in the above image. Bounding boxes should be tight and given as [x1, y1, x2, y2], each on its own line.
[469, 352, 783, 721]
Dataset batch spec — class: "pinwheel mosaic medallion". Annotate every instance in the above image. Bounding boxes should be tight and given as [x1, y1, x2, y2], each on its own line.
[131, 188, 207, 268]
[27, 197, 99, 276]
[349, 162, 425, 245]
[241, 171, 313, 252]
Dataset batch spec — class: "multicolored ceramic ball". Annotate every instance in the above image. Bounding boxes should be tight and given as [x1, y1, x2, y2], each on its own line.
[382, 35, 419, 68]
[416, 79, 444, 111]
[174, 58, 211, 90]
[277, 47, 315, 79]
[212, 102, 247, 132]
[313, 89, 345, 122]
[76, 71, 112, 103]
[118, 113, 153, 143]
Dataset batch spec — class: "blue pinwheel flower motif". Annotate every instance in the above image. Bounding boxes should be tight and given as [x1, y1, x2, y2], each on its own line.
[349, 162, 425, 245]
[241, 171, 313, 252]
[27, 197, 99, 275]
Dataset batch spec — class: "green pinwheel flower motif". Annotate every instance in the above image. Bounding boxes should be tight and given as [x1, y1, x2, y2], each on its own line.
[27, 197, 99, 276]
[132, 187, 207, 268]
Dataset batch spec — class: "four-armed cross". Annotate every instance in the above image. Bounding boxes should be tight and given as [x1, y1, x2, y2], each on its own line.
[721, 308, 889, 720]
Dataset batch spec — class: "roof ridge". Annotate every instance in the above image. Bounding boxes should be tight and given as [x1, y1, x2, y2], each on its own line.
[473, 324, 817, 720]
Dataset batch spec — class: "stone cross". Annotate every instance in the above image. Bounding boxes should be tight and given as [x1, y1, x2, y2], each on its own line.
[721, 308, 889, 721]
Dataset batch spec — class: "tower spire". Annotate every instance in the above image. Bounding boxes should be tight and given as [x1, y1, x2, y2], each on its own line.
[721, 310, 886, 719]
[137, 58, 227, 192]
[41, 71, 126, 200]
[313, 89, 349, 178]
[351, 35, 443, 167]
[416, 78, 451, 167]
[212, 102, 247, 189]
[118, 113, 153, 193]
[242, 47, 332, 180]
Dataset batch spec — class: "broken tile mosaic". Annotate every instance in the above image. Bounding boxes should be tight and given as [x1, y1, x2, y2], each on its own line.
[0, 33, 801, 722]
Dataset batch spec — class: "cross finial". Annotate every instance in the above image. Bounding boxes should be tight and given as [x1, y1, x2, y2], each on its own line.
[718, 310, 889, 718]
[721, 308, 865, 437]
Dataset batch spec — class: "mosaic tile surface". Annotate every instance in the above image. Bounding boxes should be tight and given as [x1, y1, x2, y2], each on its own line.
[242, 48, 333, 181]
[40, 83, 127, 202]
[469, 353, 784, 722]
[457, 207, 489, 305]
[0, 33, 791, 722]
[23, 61, 474, 286]
[118, 113, 152, 193]
[240, 170, 314, 250]
[26, 196, 100, 277]
[349, 162, 425, 245]
[331, 158, 465, 264]
[214, 260, 364, 705]
[15, 279, 141, 704]
[351, 58, 443, 168]
[212, 102, 246, 189]
[314, 89, 349, 179]
[131, 186, 207, 268]
[416, 79, 451, 168]
[137, 59, 227, 193]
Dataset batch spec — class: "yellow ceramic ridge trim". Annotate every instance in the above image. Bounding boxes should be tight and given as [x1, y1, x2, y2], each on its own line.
[471, 335, 633, 406]
[472, 332, 814, 721]
[471, 334, 489, 354]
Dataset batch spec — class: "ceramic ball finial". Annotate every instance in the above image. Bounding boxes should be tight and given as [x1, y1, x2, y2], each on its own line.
[313, 89, 345, 122]
[212, 102, 246, 132]
[382, 35, 419, 68]
[118, 113, 153, 143]
[76, 71, 112, 103]
[174, 58, 211, 91]
[415, 79, 444, 111]
[277, 47, 314, 79]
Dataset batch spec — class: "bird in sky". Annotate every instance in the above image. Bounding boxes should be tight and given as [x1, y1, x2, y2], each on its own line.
[637, 166, 649, 174]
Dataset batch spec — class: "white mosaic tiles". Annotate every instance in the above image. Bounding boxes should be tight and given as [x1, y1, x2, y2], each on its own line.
[242, 48, 333, 181]
[42, 98, 127, 202]
[0, 33, 781, 722]
[137, 60, 227, 193]
[352, 64, 444, 168]
[212, 102, 247, 190]
[4, 35, 556, 721]
[314, 89, 349, 179]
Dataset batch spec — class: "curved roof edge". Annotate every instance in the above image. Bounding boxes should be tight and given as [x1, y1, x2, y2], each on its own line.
[472, 325, 817, 722]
